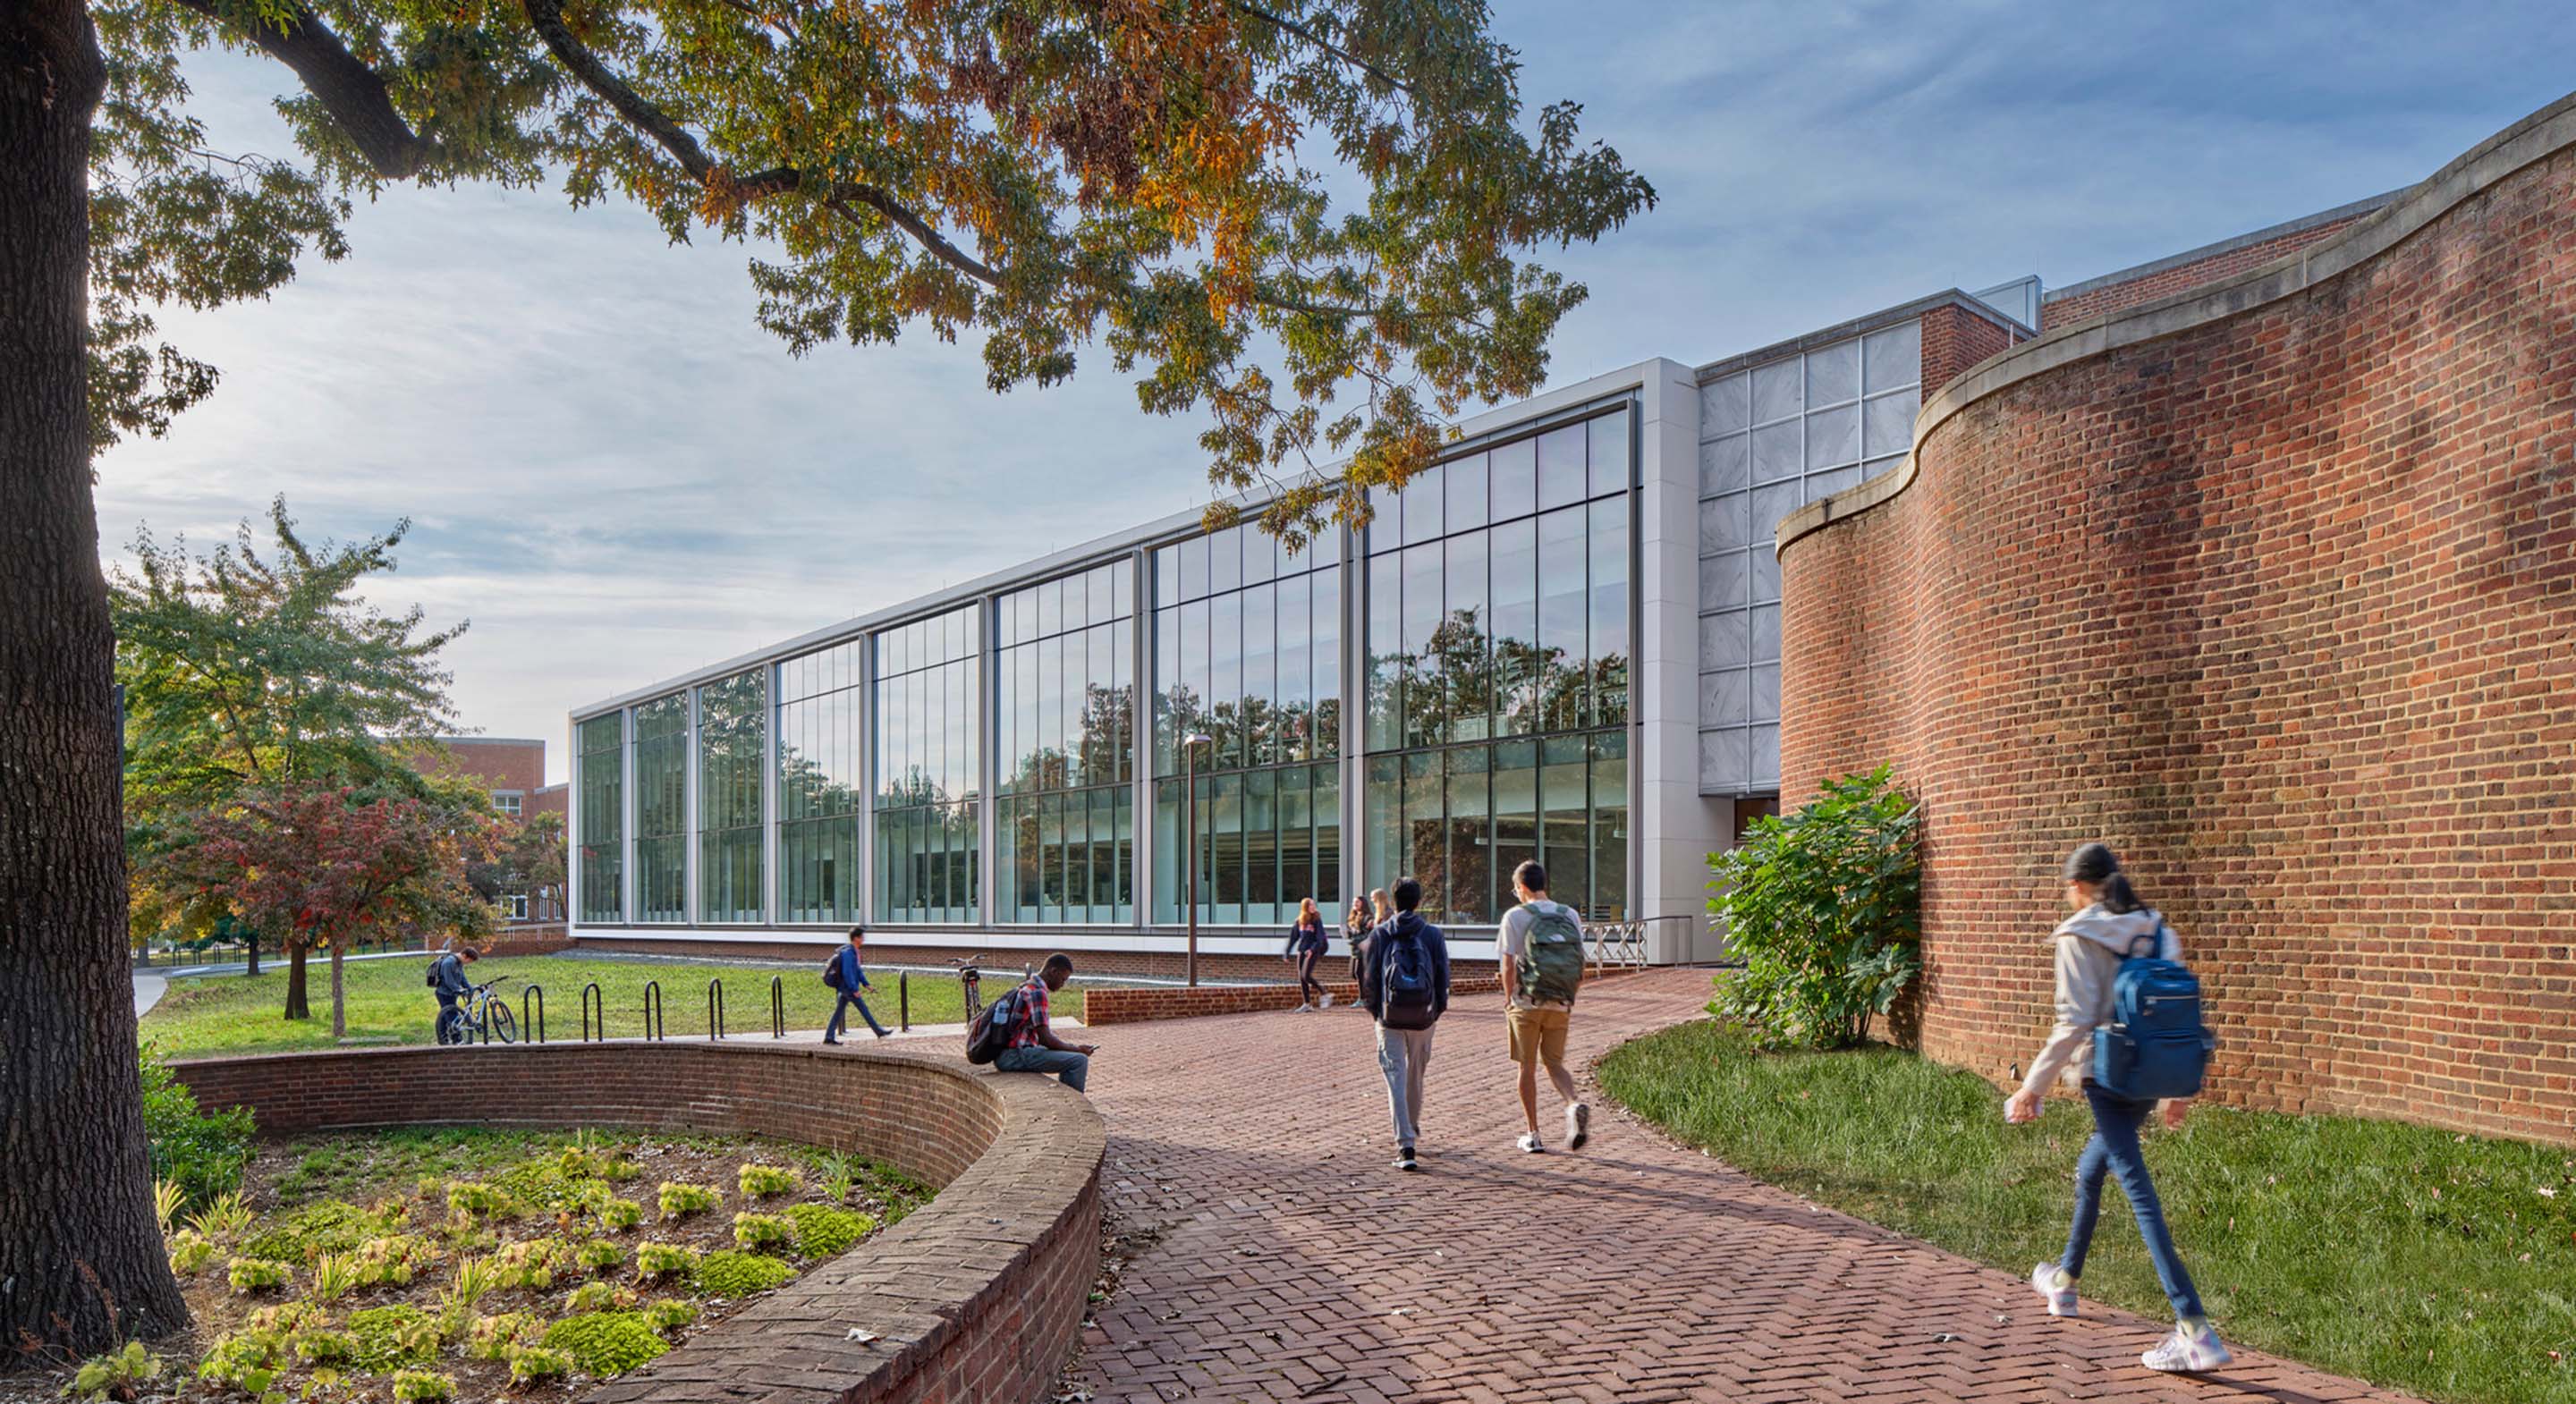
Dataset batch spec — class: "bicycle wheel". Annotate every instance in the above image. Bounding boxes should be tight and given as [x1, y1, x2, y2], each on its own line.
[486, 1002, 519, 1045]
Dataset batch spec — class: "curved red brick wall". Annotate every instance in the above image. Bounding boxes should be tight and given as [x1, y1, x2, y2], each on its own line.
[1776, 97, 2576, 1145]
[174, 1042, 1104, 1404]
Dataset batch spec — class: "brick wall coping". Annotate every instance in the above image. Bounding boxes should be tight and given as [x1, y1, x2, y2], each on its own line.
[1080, 966, 1647, 1025]
[1776, 86, 2576, 556]
[170, 1041, 1105, 1404]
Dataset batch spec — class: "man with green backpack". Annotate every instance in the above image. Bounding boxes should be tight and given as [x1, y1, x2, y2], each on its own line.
[1496, 860, 1590, 1154]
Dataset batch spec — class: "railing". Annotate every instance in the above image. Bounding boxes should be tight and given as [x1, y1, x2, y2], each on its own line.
[641, 980, 665, 1041]
[580, 982, 605, 1042]
[769, 976, 785, 1039]
[1582, 913, 1717, 968]
[706, 978, 726, 1041]
[898, 971, 909, 1032]
[521, 985, 545, 1044]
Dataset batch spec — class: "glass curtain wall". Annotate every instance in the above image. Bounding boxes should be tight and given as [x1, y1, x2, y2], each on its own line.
[632, 694, 689, 923]
[874, 605, 980, 923]
[997, 563, 1135, 924]
[696, 669, 766, 923]
[576, 713, 623, 923]
[1361, 408, 1632, 923]
[775, 640, 863, 924]
[1151, 521, 1343, 926]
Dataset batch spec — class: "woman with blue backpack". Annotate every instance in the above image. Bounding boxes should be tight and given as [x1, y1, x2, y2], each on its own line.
[2004, 843, 2229, 1374]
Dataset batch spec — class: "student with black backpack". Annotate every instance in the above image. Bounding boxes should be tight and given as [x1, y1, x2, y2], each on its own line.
[2004, 843, 2229, 1374]
[1496, 861, 1589, 1154]
[1361, 877, 1450, 1171]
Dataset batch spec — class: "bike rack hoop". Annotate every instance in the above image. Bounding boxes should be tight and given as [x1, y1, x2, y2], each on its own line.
[580, 982, 605, 1042]
[707, 978, 725, 1042]
[768, 975, 784, 1039]
[521, 985, 545, 1044]
[640, 980, 665, 1041]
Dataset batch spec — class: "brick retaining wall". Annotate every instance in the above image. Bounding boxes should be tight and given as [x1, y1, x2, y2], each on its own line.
[173, 1042, 1104, 1404]
[572, 934, 1302, 985]
[1080, 967, 1646, 1025]
[1776, 95, 2576, 1144]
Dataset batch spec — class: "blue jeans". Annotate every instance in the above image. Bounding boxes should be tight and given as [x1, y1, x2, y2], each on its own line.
[995, 1045, 1089, 1093]
[826, 990, 887, 1039]
[2062, 1080, 2205, 1319]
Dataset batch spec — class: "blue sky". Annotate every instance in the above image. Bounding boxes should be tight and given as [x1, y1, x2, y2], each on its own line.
[94, 1, 2576, 783]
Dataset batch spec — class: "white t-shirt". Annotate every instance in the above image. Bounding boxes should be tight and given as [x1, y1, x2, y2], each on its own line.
[1496, 899, 1582, 1009]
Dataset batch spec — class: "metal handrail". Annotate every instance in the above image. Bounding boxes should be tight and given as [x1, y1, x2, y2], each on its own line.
[768, 976, 784, 1039]
[521, 985, 545, 1044]
[641, 980, 665, 1041]
[897, 971, 909, 1031]
[580, 982, 605, 1041]
[707, 978, 725, 1041]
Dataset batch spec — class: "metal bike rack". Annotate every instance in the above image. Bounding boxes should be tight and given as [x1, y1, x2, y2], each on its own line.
[580, 982, 605, 1042]
[768, 975, 784, 1039]
[641, 980, 665, 1041]
[707, 978, 725, 1041]
[897, 971, 909, 1031]
[521, 985, 545, 1044]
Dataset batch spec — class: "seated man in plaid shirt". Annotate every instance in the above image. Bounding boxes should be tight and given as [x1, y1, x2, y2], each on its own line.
[994, 952, 1100, 1093]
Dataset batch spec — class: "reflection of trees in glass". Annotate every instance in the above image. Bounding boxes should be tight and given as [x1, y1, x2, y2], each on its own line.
[777, 745, 860, 817]
[1007, 682, 1135, 794]
[1371, 606, 1627, 745]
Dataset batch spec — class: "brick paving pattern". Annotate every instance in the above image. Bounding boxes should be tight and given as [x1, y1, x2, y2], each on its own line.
[1072, 968, 2420, 1403]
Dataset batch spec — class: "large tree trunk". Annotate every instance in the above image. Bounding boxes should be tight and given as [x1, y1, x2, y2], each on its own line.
[328, 943, 345, 1038]
[284, 941, 310, 1019]
[0, 0, 192, 1358]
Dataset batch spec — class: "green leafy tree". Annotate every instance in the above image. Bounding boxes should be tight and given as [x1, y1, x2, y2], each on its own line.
[1707, 766, 1923, 1051]
[4, 0, 1650, 1360]
[117, 501, 479, 1020]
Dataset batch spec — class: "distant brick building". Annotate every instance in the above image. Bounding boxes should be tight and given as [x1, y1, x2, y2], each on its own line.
[415, 737, 564, 924]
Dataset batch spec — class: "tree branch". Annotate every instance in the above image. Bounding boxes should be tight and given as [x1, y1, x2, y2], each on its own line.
[1229, 0, 1410, 95]
[519, 0, 1003, 287]
[165, 0, 433, 179]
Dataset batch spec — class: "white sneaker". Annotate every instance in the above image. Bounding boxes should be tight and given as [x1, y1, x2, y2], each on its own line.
[1516, 1132, 1545, 1154]
[2141, 1322, 2232, 1373]
[1319, 993, 1335, 1009]
[1293, 1002, 1312, 1012]
[2029, 1264, 2077, 1317]
[1564, 1102, 1591, 1151]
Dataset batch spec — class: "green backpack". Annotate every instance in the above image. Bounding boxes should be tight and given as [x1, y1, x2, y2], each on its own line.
[1514, 903, 1587, 1006]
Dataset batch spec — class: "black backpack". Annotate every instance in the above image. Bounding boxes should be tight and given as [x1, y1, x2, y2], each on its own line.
[1377, 926, 1438, 1031]
[965, 986, 1022, 1065]
[820, 952, 846, 990]
[424, 953, 452, 990]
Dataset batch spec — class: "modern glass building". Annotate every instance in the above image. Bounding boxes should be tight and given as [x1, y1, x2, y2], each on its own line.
[570, 280, 2054, 967]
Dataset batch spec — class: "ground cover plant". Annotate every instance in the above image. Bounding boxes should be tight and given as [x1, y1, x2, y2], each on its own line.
[1597, 1019, 2576, 1404]
[4, 1127, 927, 1402]
[138, 953, 1131, 1057]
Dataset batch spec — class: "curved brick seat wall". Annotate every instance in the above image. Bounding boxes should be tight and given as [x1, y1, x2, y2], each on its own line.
[174, 1043, 1105, 1404]
[1775, 95, 2576, 1144]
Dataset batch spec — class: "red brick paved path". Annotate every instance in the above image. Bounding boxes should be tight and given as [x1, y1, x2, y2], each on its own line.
[1071, 968, 2419, 1404]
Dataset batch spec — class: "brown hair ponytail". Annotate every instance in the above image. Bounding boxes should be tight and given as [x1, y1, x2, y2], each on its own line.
[2063, 842, 2142, 915]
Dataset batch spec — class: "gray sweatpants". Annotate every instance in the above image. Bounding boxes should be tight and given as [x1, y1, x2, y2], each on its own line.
[1375, 1023, 1435, 1148]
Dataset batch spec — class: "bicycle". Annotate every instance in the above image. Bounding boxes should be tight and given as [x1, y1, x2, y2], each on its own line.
[946, 957, 985, 1022]
[439, 977, 518, 1045]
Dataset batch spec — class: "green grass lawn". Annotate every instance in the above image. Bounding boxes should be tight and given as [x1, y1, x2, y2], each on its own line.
[140, 953, 1110, 1058]
[1597, 1019, 2576, 1404]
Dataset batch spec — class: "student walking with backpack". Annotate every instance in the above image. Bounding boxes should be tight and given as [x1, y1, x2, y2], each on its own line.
[1284, 897, 1333, 1011]
[821, 925, 891, 1043]
[1496, 861, 1589, 1154]
[1362, 877, 1450, 1171]
[2004, 843, 2229, 1374]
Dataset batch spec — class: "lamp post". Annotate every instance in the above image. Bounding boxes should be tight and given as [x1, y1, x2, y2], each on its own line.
[1181, 732, 1214, 986]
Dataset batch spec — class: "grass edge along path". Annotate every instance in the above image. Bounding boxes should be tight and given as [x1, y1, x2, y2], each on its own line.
[1595, 1019, 2576, 1404]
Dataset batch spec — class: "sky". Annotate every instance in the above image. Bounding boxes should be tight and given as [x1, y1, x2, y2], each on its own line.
[93, 0, 2576, 785]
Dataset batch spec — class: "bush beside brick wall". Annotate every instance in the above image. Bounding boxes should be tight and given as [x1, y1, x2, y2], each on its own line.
[1777, 100, 2576, 1146]
[172, 1042, 1103, 1404]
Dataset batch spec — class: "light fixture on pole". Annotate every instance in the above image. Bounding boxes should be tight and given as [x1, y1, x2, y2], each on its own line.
[1181, 732, 1214, 987]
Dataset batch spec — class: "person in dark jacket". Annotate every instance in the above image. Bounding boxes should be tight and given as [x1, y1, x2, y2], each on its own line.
[1343, 895, 1374, 997]
[824, 925, 891, 1043]
[1360, 877, 1451, 1171]
[430, 944, 478, 1045]
[1284, 897, 1331, 1011]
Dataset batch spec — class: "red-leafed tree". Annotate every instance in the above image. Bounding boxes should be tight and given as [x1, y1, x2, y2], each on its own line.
[172, 782, 499, 1038]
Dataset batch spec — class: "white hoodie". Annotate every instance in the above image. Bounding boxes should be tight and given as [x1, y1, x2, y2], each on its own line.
[2021, 904, 2182, 1094]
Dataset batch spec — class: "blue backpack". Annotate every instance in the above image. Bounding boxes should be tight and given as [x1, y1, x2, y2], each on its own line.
[2090, 919, 2215, 1101]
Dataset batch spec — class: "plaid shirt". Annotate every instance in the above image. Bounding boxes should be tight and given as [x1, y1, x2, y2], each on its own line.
[1006, 977, 1050, 1050]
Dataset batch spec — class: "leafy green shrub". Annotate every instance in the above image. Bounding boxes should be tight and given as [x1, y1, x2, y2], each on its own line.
[140, 1045, 255, 1213]
[642, 1298, 697, 1335]
[634, 1242, 698, 1281]
[414, 1174, 444, 1199]
[1707, 765, 1922, 1050]
[165, 1229, 216, 1276]
[245, 1197, 396, 1263]
[542, 1312, 669, 1377]
[245, 1301, 326, 1334]
[349, 1305, 444, 1371]
[657, 1180, 720, 1219]
[784, 1204, 874, 1259]
[491, 1237, 569, 1290]
[596, 1197, 644, 1232]
[390, 1369, 457, 1401]
[731, 1212, 792, 1252]
[66, 1341, 159, 1401]
[290, 1327, 355, 1365]
[353, 1233, 438, 1286]
[464, 1313, 543, 1361]
[562, 1281, 637, 1315]
[575, 1239, 628, 1273]
[691, 1250, 793, 1298]
[602, 1157, 643, 1181]
[506, 1345, 572, 1383]
[225, 1257, 292, 1294]
[735, 1163, 799, 1198]
[194, 1329, 285, 1391]
[444, 1180, 515, 1221]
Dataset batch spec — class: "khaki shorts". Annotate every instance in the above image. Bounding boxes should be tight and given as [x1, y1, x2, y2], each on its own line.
[1506, 1003, 1571, 1067]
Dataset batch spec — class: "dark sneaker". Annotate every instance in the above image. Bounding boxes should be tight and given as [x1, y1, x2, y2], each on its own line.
[1565, 1102, 1591, 1151]
[1394, 1146, 1419, 1171]
[872, 1028, 892, 1038]
[822, 1036, 843, 1045]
